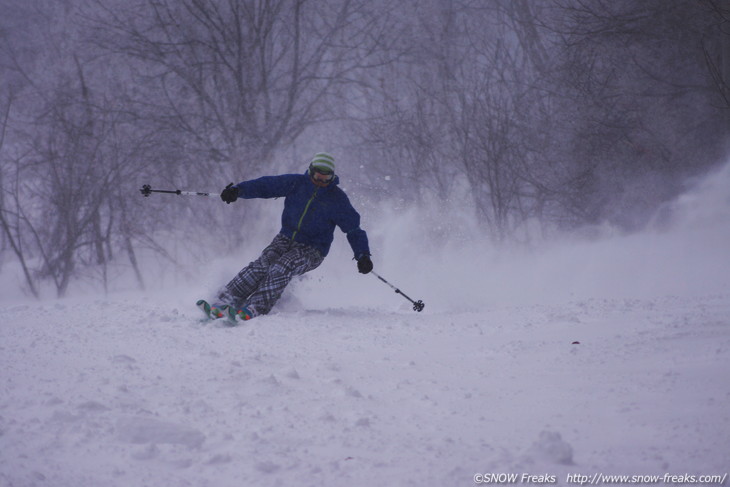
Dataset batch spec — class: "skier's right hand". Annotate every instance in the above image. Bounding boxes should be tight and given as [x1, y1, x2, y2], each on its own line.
[221, 183, 238, 204]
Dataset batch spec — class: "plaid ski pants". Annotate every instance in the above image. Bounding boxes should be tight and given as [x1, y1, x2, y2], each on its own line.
[217, 234, 324, 317]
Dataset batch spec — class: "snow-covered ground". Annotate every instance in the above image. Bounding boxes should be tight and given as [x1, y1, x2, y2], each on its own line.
[2, 291, 729, 487]
[2, 164, 730, 486]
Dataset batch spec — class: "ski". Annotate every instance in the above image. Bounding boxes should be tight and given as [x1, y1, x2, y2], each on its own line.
[224, 305, 253, 324]
[196, 299, 226, 320]
[196, 299, 252, 325]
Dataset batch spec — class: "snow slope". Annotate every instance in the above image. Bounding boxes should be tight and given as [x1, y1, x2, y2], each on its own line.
[1, 292, 729, 486]
[1, 164, 730, 486]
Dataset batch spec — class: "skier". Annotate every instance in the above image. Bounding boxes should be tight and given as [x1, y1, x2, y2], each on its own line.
[197, 152, 373, 322]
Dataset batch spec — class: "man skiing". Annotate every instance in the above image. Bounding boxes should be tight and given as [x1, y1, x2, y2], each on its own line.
[197, 152, 373, 323]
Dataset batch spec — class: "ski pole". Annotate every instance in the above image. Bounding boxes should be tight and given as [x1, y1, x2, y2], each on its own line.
[140, 184, 220, 198]
[372, 271, 425, 312]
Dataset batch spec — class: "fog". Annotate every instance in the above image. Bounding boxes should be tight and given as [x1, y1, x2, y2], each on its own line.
[2, 0, 729, 301]
[255, 159, 730, 314]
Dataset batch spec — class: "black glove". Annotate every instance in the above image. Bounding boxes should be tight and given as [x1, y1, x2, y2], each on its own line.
[220, 183, 238, 204]
[357, 255, 373, 274]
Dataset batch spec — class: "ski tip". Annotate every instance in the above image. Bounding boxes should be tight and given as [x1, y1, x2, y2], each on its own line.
[221, 306, 253, 325]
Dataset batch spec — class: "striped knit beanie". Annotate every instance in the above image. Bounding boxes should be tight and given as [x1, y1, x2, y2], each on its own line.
[309, 152, 335, 174]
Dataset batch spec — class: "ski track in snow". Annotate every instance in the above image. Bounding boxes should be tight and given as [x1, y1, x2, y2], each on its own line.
[1, 293, 729, 486]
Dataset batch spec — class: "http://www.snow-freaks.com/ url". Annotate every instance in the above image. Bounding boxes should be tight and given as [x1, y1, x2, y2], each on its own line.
[473, 472, 728, 485]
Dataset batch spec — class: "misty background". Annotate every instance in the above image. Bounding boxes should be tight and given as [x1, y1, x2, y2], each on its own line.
[1, 0, 729, 300]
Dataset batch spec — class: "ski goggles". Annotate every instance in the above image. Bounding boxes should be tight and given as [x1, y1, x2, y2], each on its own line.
[310, 165, 334, 182]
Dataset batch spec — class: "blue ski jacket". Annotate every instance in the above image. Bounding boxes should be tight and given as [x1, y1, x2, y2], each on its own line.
[234, 172, 370, 258]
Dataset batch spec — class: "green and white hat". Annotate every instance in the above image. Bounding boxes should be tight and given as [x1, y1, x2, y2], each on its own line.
[309, 152, 335, 174]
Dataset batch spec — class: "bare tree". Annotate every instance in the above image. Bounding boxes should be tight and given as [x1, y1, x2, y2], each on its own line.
[354, 0, 729, 240]
[85, 0, 398, 178]
[0, 0, 157, 296]
[701, 0, 730, 114]
[543, 0, 729, 229]
[0, 90, 43, 297]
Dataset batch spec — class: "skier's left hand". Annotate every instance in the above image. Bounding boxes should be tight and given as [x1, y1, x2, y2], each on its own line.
[357, 255, 373, 274]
